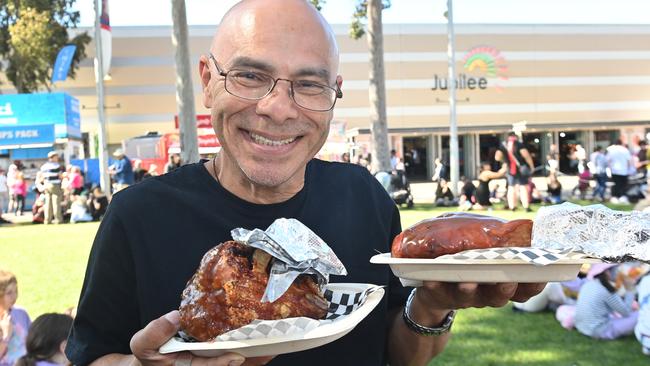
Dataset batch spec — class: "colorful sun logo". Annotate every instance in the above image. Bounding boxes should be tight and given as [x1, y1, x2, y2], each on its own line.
[462, 46, 508, 92]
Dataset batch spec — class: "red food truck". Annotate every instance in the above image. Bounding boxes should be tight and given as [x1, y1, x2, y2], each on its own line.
[122, 115, 220, 174]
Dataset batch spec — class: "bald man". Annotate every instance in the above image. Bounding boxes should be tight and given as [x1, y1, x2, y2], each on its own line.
[66, 1, 544, 365]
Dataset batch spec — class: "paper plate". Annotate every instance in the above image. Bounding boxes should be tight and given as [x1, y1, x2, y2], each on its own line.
[370, 251, 602, 286]
[159, 283, 384, 358]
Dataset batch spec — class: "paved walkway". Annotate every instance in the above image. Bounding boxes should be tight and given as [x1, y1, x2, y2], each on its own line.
[0, 212, 34, 225]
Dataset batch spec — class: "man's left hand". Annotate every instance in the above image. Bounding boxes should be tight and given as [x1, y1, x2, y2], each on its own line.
[410, 282, 546, 323]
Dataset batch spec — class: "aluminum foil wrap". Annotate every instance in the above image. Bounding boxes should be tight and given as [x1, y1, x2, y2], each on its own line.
[532, 202, 650, 262]
[231, 218, 347, 303]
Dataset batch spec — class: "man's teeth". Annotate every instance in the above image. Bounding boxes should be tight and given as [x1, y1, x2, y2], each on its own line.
[250, 132, 297, 146]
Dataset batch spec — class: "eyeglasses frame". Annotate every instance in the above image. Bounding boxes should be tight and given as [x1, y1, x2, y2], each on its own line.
[207, 53, 343, 112]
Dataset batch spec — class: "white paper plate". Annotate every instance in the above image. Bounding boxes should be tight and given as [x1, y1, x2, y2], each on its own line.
[370, 252, 602, 286]
[159, 283, 384, 358]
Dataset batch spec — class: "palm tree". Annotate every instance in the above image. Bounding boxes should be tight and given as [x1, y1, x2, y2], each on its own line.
[312, 0, 392, 173]
[171, 0, 199, 164]
[350, 0, 392, 173]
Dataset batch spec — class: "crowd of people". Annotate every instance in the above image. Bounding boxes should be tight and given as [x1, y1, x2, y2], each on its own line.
[427, 134, 649, 211]
[1, 270, 74, 366]
[0, 151, 186, 225]
[512, 263, 650, 357]
[21, 152, 108, 225]
[1, 1, 649, 365]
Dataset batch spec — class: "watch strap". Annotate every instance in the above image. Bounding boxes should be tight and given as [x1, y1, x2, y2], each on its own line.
[402, 288, 456, 336]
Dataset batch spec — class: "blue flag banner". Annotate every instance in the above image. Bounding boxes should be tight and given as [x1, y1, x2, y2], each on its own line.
[51, 45, 77, 82]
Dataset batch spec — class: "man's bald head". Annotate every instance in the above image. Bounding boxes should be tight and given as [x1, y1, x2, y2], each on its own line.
[211, 0, 340, 77]
[198, 0, 344, 199]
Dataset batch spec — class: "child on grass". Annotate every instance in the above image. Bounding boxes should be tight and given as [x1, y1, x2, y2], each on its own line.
[14, 313, 73, 366]
[0, 270, 31, 366]
[574, 264, 638, 340]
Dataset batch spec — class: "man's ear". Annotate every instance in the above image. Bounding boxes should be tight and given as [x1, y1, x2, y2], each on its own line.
[199, 55, 213, 108]
[336, 75, 343, 89]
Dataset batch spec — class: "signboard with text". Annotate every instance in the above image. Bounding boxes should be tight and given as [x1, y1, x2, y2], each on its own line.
[0, 92, 81, 139]
[0, 124, 55, 148]
[174, 114, 220, 149]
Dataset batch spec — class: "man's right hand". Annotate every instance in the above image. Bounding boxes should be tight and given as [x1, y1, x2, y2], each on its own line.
[130, 310, 275, 366]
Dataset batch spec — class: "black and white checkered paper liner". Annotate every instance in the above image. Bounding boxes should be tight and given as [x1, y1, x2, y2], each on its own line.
[210, 285, 382, 342]
[439, 247, 593, 266]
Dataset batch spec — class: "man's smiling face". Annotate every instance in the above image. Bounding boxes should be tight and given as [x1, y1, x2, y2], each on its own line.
[202, 0, 340, 190]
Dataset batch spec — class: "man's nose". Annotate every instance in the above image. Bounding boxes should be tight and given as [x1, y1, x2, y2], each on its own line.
[255, 79, 299, 122]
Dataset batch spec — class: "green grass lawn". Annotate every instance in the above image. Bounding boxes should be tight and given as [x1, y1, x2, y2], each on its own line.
[0, 222, 97, 315]
[0, 201, 646, 365]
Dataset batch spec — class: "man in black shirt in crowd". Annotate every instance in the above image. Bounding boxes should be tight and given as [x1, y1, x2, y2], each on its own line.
[65, 1, 544, 365]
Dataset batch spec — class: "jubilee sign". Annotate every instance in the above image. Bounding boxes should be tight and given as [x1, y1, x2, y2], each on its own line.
[431, 46, 509, 92]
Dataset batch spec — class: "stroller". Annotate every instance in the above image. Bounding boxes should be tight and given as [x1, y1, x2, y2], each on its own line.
[375, 170, 414, 208]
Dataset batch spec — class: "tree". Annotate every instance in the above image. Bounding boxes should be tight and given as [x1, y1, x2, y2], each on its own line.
[309, 0, 324, 11]
[0, 0, 90, 93]
[310, 0, 392, 172]
[349, 0, 392, 173]
[171, 0, 199, 164]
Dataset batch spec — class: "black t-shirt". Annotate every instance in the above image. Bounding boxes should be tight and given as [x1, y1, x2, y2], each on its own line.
[66, 159, 409, 366]
[461, 182, 476, 198]
[500, 141, 527, 176]
[548, 181, 562, 197]
[88, 194, 109, 220]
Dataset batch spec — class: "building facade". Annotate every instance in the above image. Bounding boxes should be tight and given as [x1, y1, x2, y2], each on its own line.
[1, 23, 648, 179]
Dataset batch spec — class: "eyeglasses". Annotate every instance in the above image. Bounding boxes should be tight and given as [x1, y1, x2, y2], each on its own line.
[208, 53, 342, 112]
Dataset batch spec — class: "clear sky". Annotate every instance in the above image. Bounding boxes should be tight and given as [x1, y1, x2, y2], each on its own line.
[74, 0, 650, 27]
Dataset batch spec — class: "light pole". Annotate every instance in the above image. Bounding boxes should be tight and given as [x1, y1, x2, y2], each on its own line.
[446, 0, 460, 195]
[171, 0, 199, 165]
[94, 0, 111, 197]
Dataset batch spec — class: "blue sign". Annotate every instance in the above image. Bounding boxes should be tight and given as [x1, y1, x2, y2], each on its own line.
[52, 45, 77, 82]
[71, 158, 100, 185]
[0, 124, 55, 148]
[0, 93, 81, 139]
[65, 93, 81, 138]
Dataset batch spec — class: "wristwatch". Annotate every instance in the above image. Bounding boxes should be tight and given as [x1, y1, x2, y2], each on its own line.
[403, 288, 457, 336]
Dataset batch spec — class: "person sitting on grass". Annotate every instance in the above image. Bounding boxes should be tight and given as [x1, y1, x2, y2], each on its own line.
[15, 313, 74, 366]
[635, 272, 650, 356]
[513, 267, 589, 319]
[574, 264, 638, 341]
[512, 281, 583, 313]
[545, 173, 564, 205]
[527, 177, 543, 205]
[88, 186, 109, 222]
[0, 270, 31, 366]
[434, 178, 457, 207]
[473, 162, 506, 210]
[458, 176, 476, 211]
[70, 196, 93, 224]
[490, 183, 503, 204]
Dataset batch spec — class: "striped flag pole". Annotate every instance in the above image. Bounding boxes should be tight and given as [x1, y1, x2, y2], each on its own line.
[99, 0, 112, 79]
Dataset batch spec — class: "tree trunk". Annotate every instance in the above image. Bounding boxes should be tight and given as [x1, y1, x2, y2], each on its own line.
[367, 0, 391, 173]
[171, 0, 199, 164]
